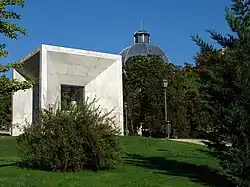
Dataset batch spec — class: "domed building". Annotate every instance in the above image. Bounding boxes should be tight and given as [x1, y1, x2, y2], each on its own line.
[120, 30, 170, 64]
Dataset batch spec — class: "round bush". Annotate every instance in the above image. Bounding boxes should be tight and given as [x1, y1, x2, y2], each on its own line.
[17, 101, 122, 172]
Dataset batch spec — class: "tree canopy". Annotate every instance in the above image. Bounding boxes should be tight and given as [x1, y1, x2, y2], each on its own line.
[193, 0, 250, 185]
[0, 0, 32, 130]
[123, 55, 210, 138]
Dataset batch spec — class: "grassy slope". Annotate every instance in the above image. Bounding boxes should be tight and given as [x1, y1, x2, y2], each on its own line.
[0, 136, 228, 187]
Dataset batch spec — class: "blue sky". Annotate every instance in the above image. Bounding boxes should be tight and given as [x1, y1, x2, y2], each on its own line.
[1, 0, 231, 72]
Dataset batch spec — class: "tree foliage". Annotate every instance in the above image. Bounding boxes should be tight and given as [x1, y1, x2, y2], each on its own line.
[123, 55, 168, 136]
[180, 63, 213, 137]
[193, 0, 250, 185]
[123, 55, 209, 138]
[0, 0, 33, 93]
[0, 0, 33, 130]
[0, 75, 11, 131]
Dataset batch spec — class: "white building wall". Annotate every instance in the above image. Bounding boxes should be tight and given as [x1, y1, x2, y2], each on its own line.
[46, 53, 61, 109]
[85, 58, 123, 135]
[12, 44, 124, 136]
[12, 70, 33, 136]
[40, 45, 48, 109]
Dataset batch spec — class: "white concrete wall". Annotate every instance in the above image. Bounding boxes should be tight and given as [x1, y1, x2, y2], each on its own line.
[85, 58, 123, 135]
[45, 45, 124, 135]
[12, 44, 124, 136]
[12, 70, 33, 136]
[46, 52, 61, 109]
[40, 45, 48, 109]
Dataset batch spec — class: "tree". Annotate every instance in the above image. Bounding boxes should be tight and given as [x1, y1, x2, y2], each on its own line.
[123, 55, 169, 136]
[0, 75, 11, 131]
[0, 0, 33, 130]
[123, 55, 207, 138]
[166, 64, 189, 138]
[0, 0, 33, 94]
[193, 0, 250, 185]
[180, 62, 213, 138]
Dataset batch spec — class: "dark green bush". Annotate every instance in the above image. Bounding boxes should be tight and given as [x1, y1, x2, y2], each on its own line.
[17, 100, 122, 172]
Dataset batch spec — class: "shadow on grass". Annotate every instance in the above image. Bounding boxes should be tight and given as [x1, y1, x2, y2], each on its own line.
[125, 153, 233, 187]
[157, 149, 168, 152]
[0, 158, 113, 172]
[0, 159, 18, 168]
[0, 162, 17, 168]
[197, 148, 218, 158]
[0, 158, 49, 171]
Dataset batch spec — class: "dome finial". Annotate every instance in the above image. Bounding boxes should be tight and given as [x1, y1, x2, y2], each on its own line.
[134, 29, 150, 44]
[140, 20, 143, 30]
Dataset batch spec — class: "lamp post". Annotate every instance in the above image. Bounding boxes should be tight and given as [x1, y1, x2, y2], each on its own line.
[162, 79, 170, 138]
[124, 101, 129, 136]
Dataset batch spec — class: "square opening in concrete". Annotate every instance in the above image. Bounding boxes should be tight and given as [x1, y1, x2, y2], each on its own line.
[61, 84, 84, 110]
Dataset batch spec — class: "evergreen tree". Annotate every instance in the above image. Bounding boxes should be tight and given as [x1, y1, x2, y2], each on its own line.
[181, 63, 213, 138]
[193, 0, 250, 185]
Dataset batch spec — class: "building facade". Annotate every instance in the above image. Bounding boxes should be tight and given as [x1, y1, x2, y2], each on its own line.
[12, 44, 124, 136]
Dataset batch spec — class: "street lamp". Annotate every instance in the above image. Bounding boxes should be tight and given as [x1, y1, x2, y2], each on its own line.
[162, 79, 171, 138]
[124, 101, 129, 136]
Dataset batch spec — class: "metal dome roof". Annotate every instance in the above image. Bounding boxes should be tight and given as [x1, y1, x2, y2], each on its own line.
[120, 30, 169, 63]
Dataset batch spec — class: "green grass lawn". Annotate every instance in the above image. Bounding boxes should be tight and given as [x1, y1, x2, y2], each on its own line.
[0, 136, 230, 187]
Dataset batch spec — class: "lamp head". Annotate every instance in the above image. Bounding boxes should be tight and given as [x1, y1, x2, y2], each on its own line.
[163, 79, 168, 88]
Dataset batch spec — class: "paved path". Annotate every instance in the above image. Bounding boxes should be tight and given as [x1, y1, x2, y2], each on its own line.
[170, 139, 232, 147]
[0, 131, 11, 135]
[169, 139, 209, 146]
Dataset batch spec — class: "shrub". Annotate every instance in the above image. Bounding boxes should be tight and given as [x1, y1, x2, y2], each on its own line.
[17, 100, 122, 172]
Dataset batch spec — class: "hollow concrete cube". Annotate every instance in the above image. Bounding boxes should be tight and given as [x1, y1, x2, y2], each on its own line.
[12, 44, 124, 136]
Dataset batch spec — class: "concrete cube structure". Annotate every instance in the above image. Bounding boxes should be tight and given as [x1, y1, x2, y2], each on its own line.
[12, 44, 124, 136]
